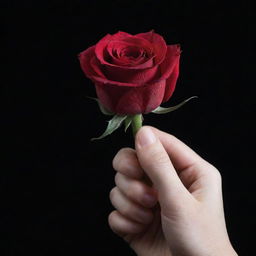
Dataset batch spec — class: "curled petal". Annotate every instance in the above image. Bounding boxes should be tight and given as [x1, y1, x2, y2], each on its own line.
[78, 46, 100, 78]
[162, 58, 180, 102]
[106, 41, 153, 68]
[95, 34, 112, 65]
[95, 32, 155, 69]
[159, 44, 181, 80]
[111, 31, 132, 40]
[136, 30, 167, 65]
[79, 45, 159, 87]
[78, 45, 153, 87]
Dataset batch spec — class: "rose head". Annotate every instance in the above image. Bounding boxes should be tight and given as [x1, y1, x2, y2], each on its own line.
[78, 30, 181, 115]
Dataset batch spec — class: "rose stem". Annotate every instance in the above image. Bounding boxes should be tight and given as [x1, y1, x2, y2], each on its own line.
[131, 114, 143, 138]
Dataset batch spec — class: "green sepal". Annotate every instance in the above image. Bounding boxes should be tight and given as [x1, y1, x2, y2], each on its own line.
[86, 96, 114, 116]
[151, 96, 198, 114]
[91, 115, 127, 141]
[124, 116, 133, 132]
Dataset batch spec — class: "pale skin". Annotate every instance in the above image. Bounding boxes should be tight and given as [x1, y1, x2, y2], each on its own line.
[108, 126, 238, 256]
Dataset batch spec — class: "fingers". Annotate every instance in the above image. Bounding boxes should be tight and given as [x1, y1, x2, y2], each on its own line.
[108, 184, 154, 237]
[115, 173, 157, 208]
[113, 148, 158, 207]
[110, 187, 154, 224]
[110, 150, 157, 238]
[135, 127, 193, 210]
[112, 148, 144, 179]
[108, 210, 146, 237]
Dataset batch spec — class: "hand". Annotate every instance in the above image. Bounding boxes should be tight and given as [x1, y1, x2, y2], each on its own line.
[108, 126, 238, 256]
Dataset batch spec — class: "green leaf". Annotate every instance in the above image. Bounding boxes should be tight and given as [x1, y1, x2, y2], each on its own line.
[91, 115, 127, 141]
[124, 116, 133, 132]
[86, 96, 114, 116]
[151, 96, 198, 114]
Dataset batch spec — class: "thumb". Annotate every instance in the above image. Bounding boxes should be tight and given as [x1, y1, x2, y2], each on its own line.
[135, 126, 192, 211]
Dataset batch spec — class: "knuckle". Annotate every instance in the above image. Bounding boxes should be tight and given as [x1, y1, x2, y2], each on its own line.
[208, 164, 222, 181]
[127, 181, 144, 199]
[213, 168, 222, 182]
[149, 149, 169, 167]
[115, 173, 143, 201]
[112, 148, 132, 171]
[126, 187, 134, 199]
[118, 148, 133, 159]
[201, 160, 222, 183]
[122, 204, 131, 216]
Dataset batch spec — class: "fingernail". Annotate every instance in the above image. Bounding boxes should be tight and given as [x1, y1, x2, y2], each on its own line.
[137, 127, 156, 147]
[143, 193, 157, 207]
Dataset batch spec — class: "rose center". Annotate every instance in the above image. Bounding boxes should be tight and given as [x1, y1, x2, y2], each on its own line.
[120, 46, 142, 59]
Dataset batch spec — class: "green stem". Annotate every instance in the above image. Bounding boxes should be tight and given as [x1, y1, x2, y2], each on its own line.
[131, 114, 143, 138]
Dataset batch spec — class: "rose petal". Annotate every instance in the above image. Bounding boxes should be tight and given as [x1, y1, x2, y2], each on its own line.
[90, 55, 107, 79]
[96, 32, 155, 69]
[136, 30, 167, 65]
[95, 79, 166, 115]
[95, 34, 112, 65]
[115, 36, 153, 56]
[95, 31, 136, 65]
[111, 31, 132, 40]
[159, 44, 181, 101]
[79, 50, 157, 87]
[159, 44, 181, 80]
[78, 44, 180, 89]
[112, 37, 155, 69]
[162, 58, 180, 102]
[107, 41, 151, 67]
[78, 44, 146, 86]
[78, 46, 99, 78]
[104, 64, 158, 84]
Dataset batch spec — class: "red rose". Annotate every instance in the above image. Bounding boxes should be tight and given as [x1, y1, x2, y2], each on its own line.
[78, 30, 181, 115]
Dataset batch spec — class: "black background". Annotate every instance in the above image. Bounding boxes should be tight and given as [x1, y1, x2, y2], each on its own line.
[3, 1, 253, 255]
